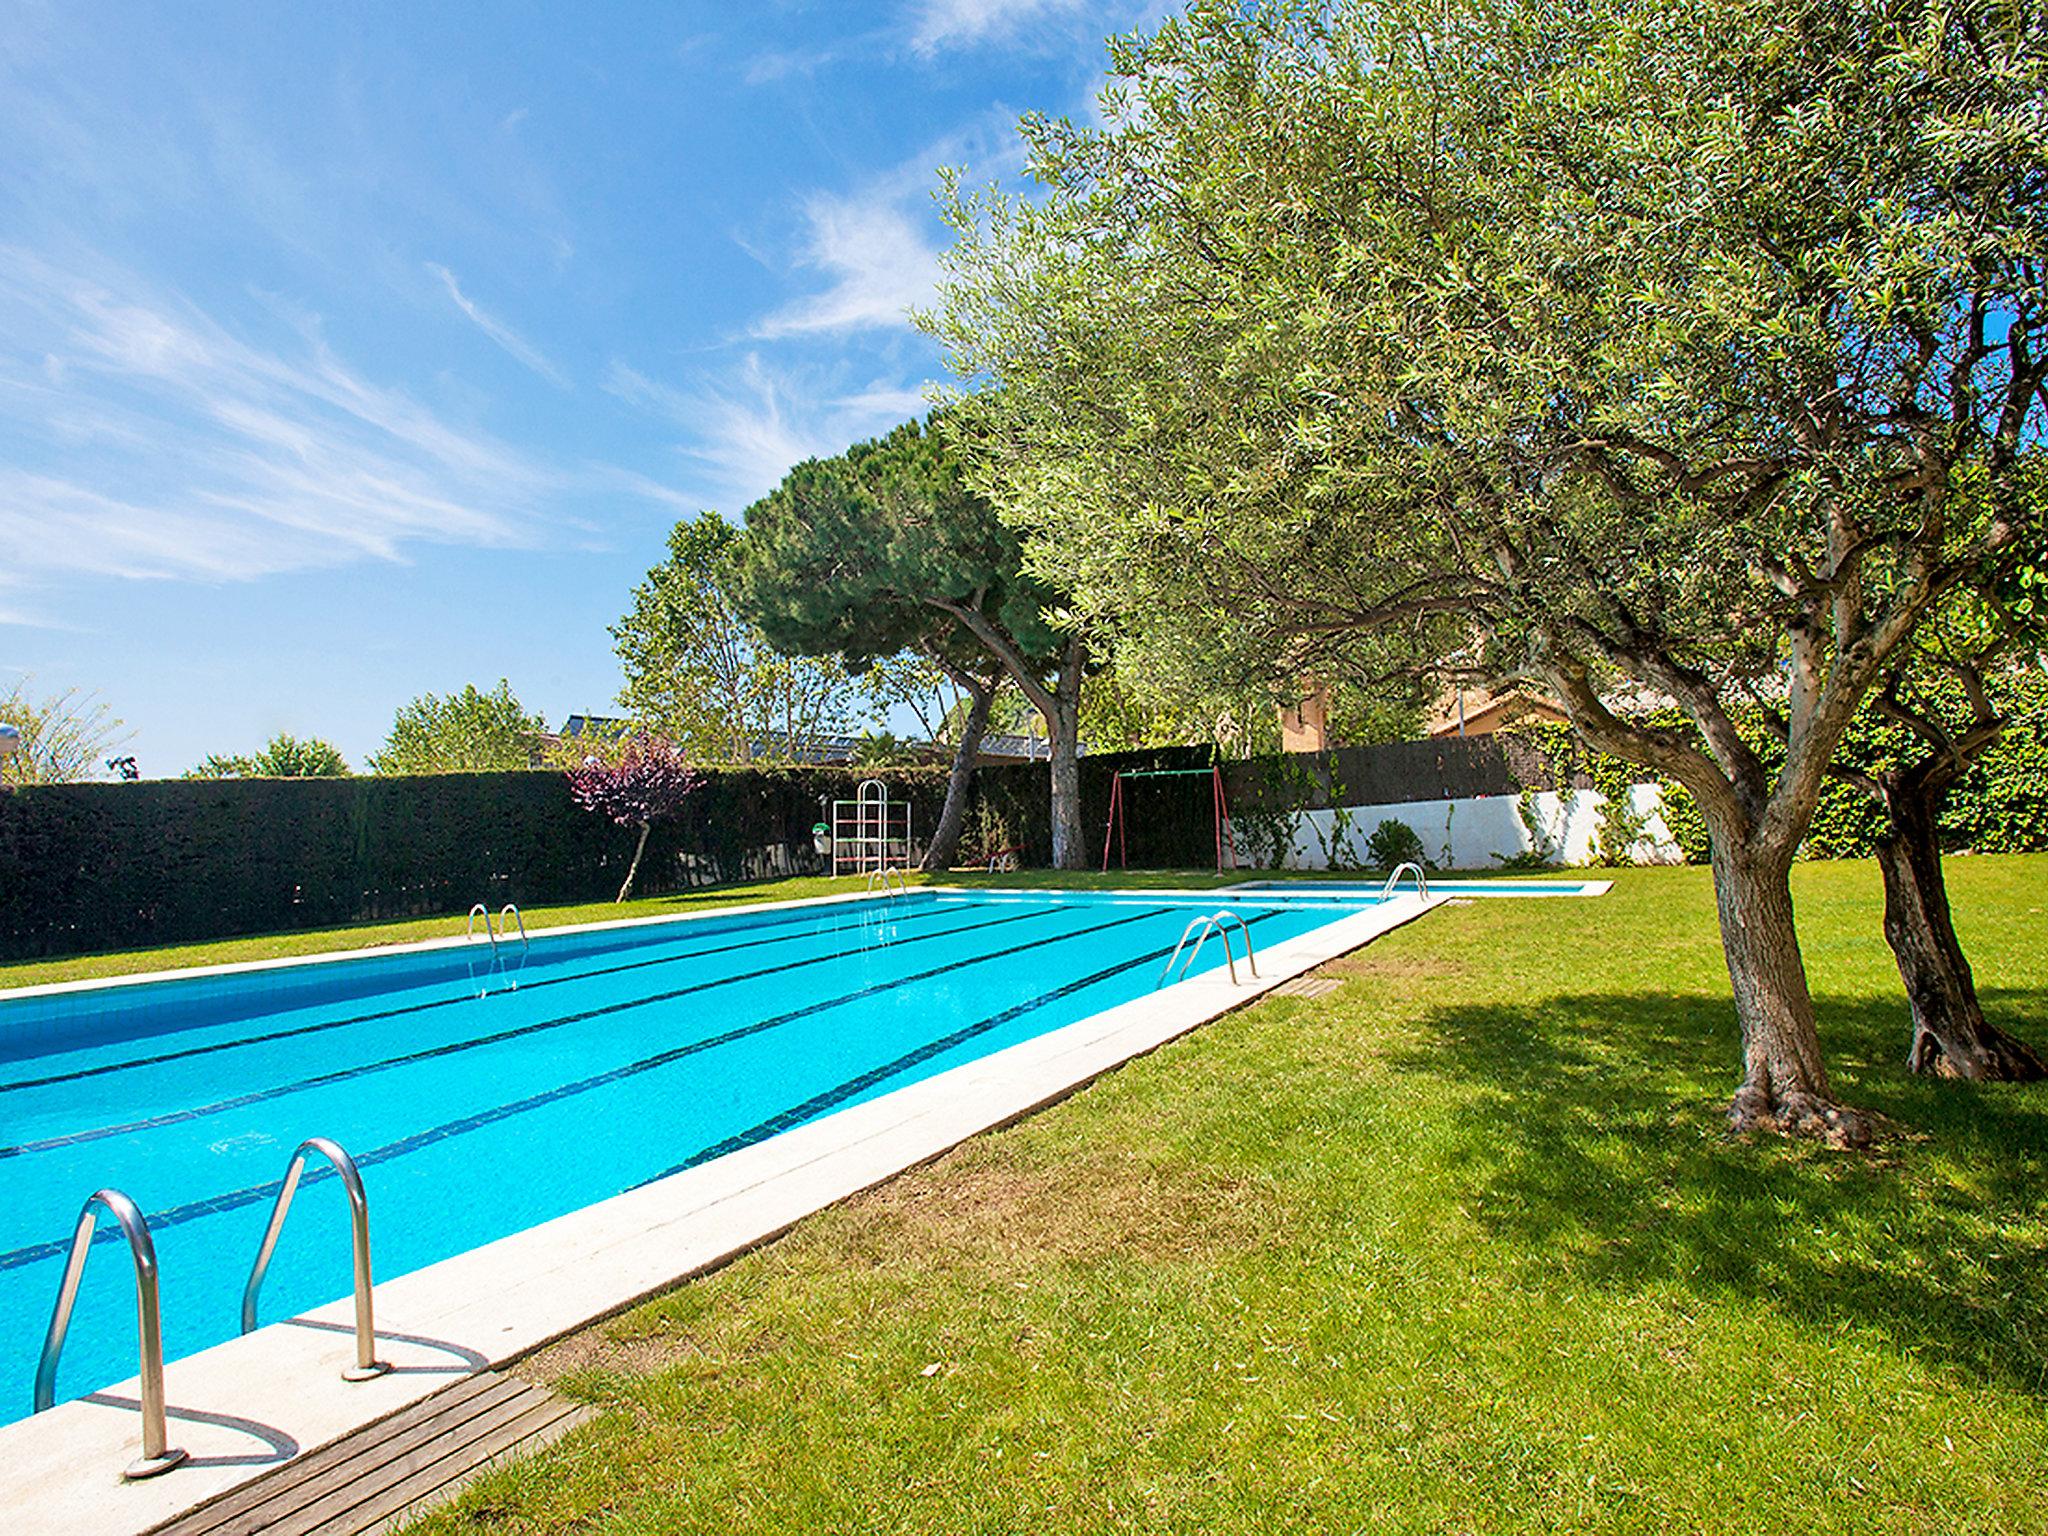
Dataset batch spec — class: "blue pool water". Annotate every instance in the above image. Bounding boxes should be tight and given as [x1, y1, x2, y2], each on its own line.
[0, 887, 1384, 1425]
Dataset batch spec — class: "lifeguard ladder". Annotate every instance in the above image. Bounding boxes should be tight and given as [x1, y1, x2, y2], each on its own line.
[831, 778, 915, 877]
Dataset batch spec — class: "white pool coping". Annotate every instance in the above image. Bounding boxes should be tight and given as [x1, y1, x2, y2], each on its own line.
[1228, 877, 1614, 897]
[0, 888, 1442, 1536]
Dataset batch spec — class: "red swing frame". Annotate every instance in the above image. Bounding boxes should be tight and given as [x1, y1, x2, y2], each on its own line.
[1101, 765, 1240, 874]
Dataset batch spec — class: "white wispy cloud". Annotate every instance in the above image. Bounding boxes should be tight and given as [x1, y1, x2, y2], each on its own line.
[907, 0, 1089, 56]
[605, 354, 939, 512]
[425, 262, 570, 387]
[748, 114, 1030, 342]
[0, 246, 567, 595]
[751, 191, 945, 339]
[832, 383, 937, 418]
[743, 39, 863, 86]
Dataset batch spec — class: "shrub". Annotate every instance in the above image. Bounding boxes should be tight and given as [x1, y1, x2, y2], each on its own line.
[1365, 818, 1428, 871]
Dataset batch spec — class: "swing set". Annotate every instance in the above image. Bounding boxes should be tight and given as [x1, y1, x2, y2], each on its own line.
[1100, 765, 1240, 874]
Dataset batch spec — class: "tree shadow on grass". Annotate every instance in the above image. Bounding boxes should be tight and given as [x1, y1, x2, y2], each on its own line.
[1386, 986, 2048, 1400]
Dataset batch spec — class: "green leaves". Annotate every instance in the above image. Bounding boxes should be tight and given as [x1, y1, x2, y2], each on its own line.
[367, 680, 545, 775]
[925, 0, 2046, 783]
[0, 679, 129, 785]
[188, 734, 349, 778]
[613, 511, 857, 764]
[739, 414, 1068, 680]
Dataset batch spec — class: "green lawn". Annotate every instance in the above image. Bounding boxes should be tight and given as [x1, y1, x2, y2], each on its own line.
[365, 855, 2048, 1536]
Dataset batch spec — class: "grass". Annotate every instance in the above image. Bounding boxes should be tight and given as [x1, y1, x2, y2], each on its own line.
[0, 867, 1258, 991]
[368, 854, 2048, 1536]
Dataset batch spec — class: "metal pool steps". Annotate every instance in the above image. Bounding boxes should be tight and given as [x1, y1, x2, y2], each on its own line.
[1381, 862, 1430, 900]
[464, 902, 527, 950]
[1157, 911, 1261, 987]
[863, 866, 909, 898]
[150, 1369, 594, 1536]
[34, 1139, 385, 1479]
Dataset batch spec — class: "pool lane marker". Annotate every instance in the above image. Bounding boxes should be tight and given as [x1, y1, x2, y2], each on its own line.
[0, 905, 1053, 1162]
[0, 906, 1170, 1276]
[0, 898, 971, 1096]
[646, 909, 1290, 1182]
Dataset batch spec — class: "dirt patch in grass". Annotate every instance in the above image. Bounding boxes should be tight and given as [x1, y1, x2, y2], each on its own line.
[523, 1137, 1281, 1392]
[1321, 948, 1465, 983]
[827, 1139, 1285, 1273]
[526, 1326, 712, 1384]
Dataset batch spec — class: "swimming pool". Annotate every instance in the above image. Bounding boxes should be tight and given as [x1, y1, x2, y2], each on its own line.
[0, 887, 1390, 1426]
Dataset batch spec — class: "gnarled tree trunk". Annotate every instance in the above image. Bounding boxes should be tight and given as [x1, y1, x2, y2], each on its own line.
[1709, 835, 1872, 1146]
[1877, 767, 2046, 1081]
[922, 674, 994, 872]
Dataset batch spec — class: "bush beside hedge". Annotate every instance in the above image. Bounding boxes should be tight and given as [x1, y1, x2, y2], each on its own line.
[0, 767, 944, 961]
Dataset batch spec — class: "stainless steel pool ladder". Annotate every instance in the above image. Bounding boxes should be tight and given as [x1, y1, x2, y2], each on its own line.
[1157, 911, 1261, 987]
[242, 1137, 388, 1383]
[33, 1188, 188, 1479]
[1381, 862, 1430, 901]
[466, 902, 530, 950]
[864, 866, 909, 899]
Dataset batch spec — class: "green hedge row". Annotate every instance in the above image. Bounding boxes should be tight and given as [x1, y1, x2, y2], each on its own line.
[7, 679, 2041, 961]
[0, 767, 945, 961]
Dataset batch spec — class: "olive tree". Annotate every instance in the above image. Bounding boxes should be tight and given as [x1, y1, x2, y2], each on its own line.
[1837, 541, 2048, 1081]
[926, 0, 2047, 1141]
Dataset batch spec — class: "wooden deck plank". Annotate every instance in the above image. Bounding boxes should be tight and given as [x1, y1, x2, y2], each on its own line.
[349, 1399, 596, 1536]
[246, 1389, 579, 1536]
[149, 1371, 590, 1536]
[1271, 974, 1343, 999]
[160, 1374, 523, 1536]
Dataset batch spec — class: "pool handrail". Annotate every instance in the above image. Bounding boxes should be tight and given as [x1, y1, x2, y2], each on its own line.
[33, 1187, 188, 1479]
[1205, 910, 1260, 979]
[241, 1137, 388, 1383]
[1157, 910, 1259, 987]
[499, 902, 529, 949]
[864, 866, 909, 899]
[466, 901, 498, 950]
[1381, 862, 1430, 901]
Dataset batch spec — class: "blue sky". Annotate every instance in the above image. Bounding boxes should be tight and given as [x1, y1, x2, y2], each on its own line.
[0, 0, 1162, 775]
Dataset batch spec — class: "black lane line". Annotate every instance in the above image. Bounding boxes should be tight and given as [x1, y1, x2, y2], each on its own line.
[0, 905, 1049, 1163]
[0, 906, 1167, 1274]
[642, 910, 1290, 1184]
[0, 898, 968, 1097]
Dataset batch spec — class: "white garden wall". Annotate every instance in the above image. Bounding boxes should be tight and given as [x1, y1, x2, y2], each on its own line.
[1276, 783, 1684, 871]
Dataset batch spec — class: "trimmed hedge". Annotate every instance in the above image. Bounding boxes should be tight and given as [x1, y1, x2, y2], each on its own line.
[0, 767, 944, 961]
[8, 680, 2041, 961]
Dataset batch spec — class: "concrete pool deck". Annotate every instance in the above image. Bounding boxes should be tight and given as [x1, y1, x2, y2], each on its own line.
[0, 888, 1445, 1536]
